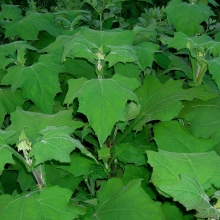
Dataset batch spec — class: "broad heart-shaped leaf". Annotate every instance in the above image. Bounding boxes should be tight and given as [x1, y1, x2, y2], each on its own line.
[179, 98, 220, 140]
[64, 74, 140, 146]
[165, 0, 214, 36]
[6, 107, 83, 144]
[88, 178, 166, 220]
[0, 185, 85, 220]
[0, 4, 22, 21]
[2, 55, 63, 113]
[0, 130, 16, 174]
[207, 57, 220, 90]
[153, 121, 217, 153]
[168, 32, 220, 57]
[0, 89, 25, 127]
[132, 75, 217, 131]
[29, 126, 86, 165]
[147, 151, 220, 218]
[3, 11, 60, 40]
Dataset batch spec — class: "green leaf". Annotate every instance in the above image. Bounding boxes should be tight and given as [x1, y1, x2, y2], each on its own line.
[79, 27, 134, 47]
[88, 178, 166, 220]
[179, 98, 220, 139]
[133, 75, 216, 130]
[0, 89, 25, 127]
[58, 153, 97, 177]
[153, 121, 217, 153]
[3, 11, 60, 40]
[122, 164, 151, 185]
[168, 32, 220, 57]
[2, 55, 63, 113]
[0, 186, 84, 220]
[0, 4, 22, 21]
[147, 150, 220, 192]
[161, 202, 194, 220]
[64, 74, 140, 146]
[29, 126, 84, 165]
[133, 42, 159, 70]
[114, 63, 141, 78]
[166, 0, 214, 36]
[45, 163, 83, 191]
[207, 57, 220, 90]
[105, 45, 138, 67]
[147, 151, 220, 218]
[0, 130, 16, 173]
[114, 143, 148, 166]
[0, 41, 36, 64]
[62, 34, 98, 63]
[64, 58, 96, 79]
[6, 107, 83, 144]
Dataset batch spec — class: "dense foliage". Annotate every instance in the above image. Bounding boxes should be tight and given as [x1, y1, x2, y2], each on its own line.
[1, 0, 220, 219]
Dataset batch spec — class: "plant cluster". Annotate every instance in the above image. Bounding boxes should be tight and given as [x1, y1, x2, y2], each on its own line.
[0, 0, 220, 219]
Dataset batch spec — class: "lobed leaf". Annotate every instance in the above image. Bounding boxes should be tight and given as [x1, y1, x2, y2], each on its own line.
[0, 4, 22, 21]
[166, 0, 214, 36]
[6, 107, 83, 144]
[133, 75, 216, 130]
[3, 11, 60, 40]
[147, 150, 220, 218]
[64, 74, 140, 146]
[2, 55, 63, 113]
[0, 186, 84, 220]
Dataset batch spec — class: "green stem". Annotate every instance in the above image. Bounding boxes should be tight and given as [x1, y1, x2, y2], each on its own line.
[195, 61, 207, 86]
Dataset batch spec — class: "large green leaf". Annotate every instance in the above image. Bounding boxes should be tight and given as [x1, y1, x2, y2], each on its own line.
[6, 107, 83, 144]
[88, 178, 165, 220]
[29, 126, 96, 165]
[0, 186, 84, 220]
[29, 126, 79, 165]
[3, 11, 60, 40]
[147, 150, 220, 218]
[147, 150, 220, 192]
[0, 4, 22, 21]
[0, 130, 16, 173]
[179, 98, 220, 139]
[168, 32, 220, 57]
[166, 0, 214, 36]
[153, 121, 217, 153]
[132, 75, 216, 130]
[79, 27, 134, 47]
[2, 55, 63, 113]
[0, 89, 25, 127]
[64, 74, 140, 146]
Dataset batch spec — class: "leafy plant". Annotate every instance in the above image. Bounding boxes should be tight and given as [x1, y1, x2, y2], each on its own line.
[0, 0, 220, 219]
